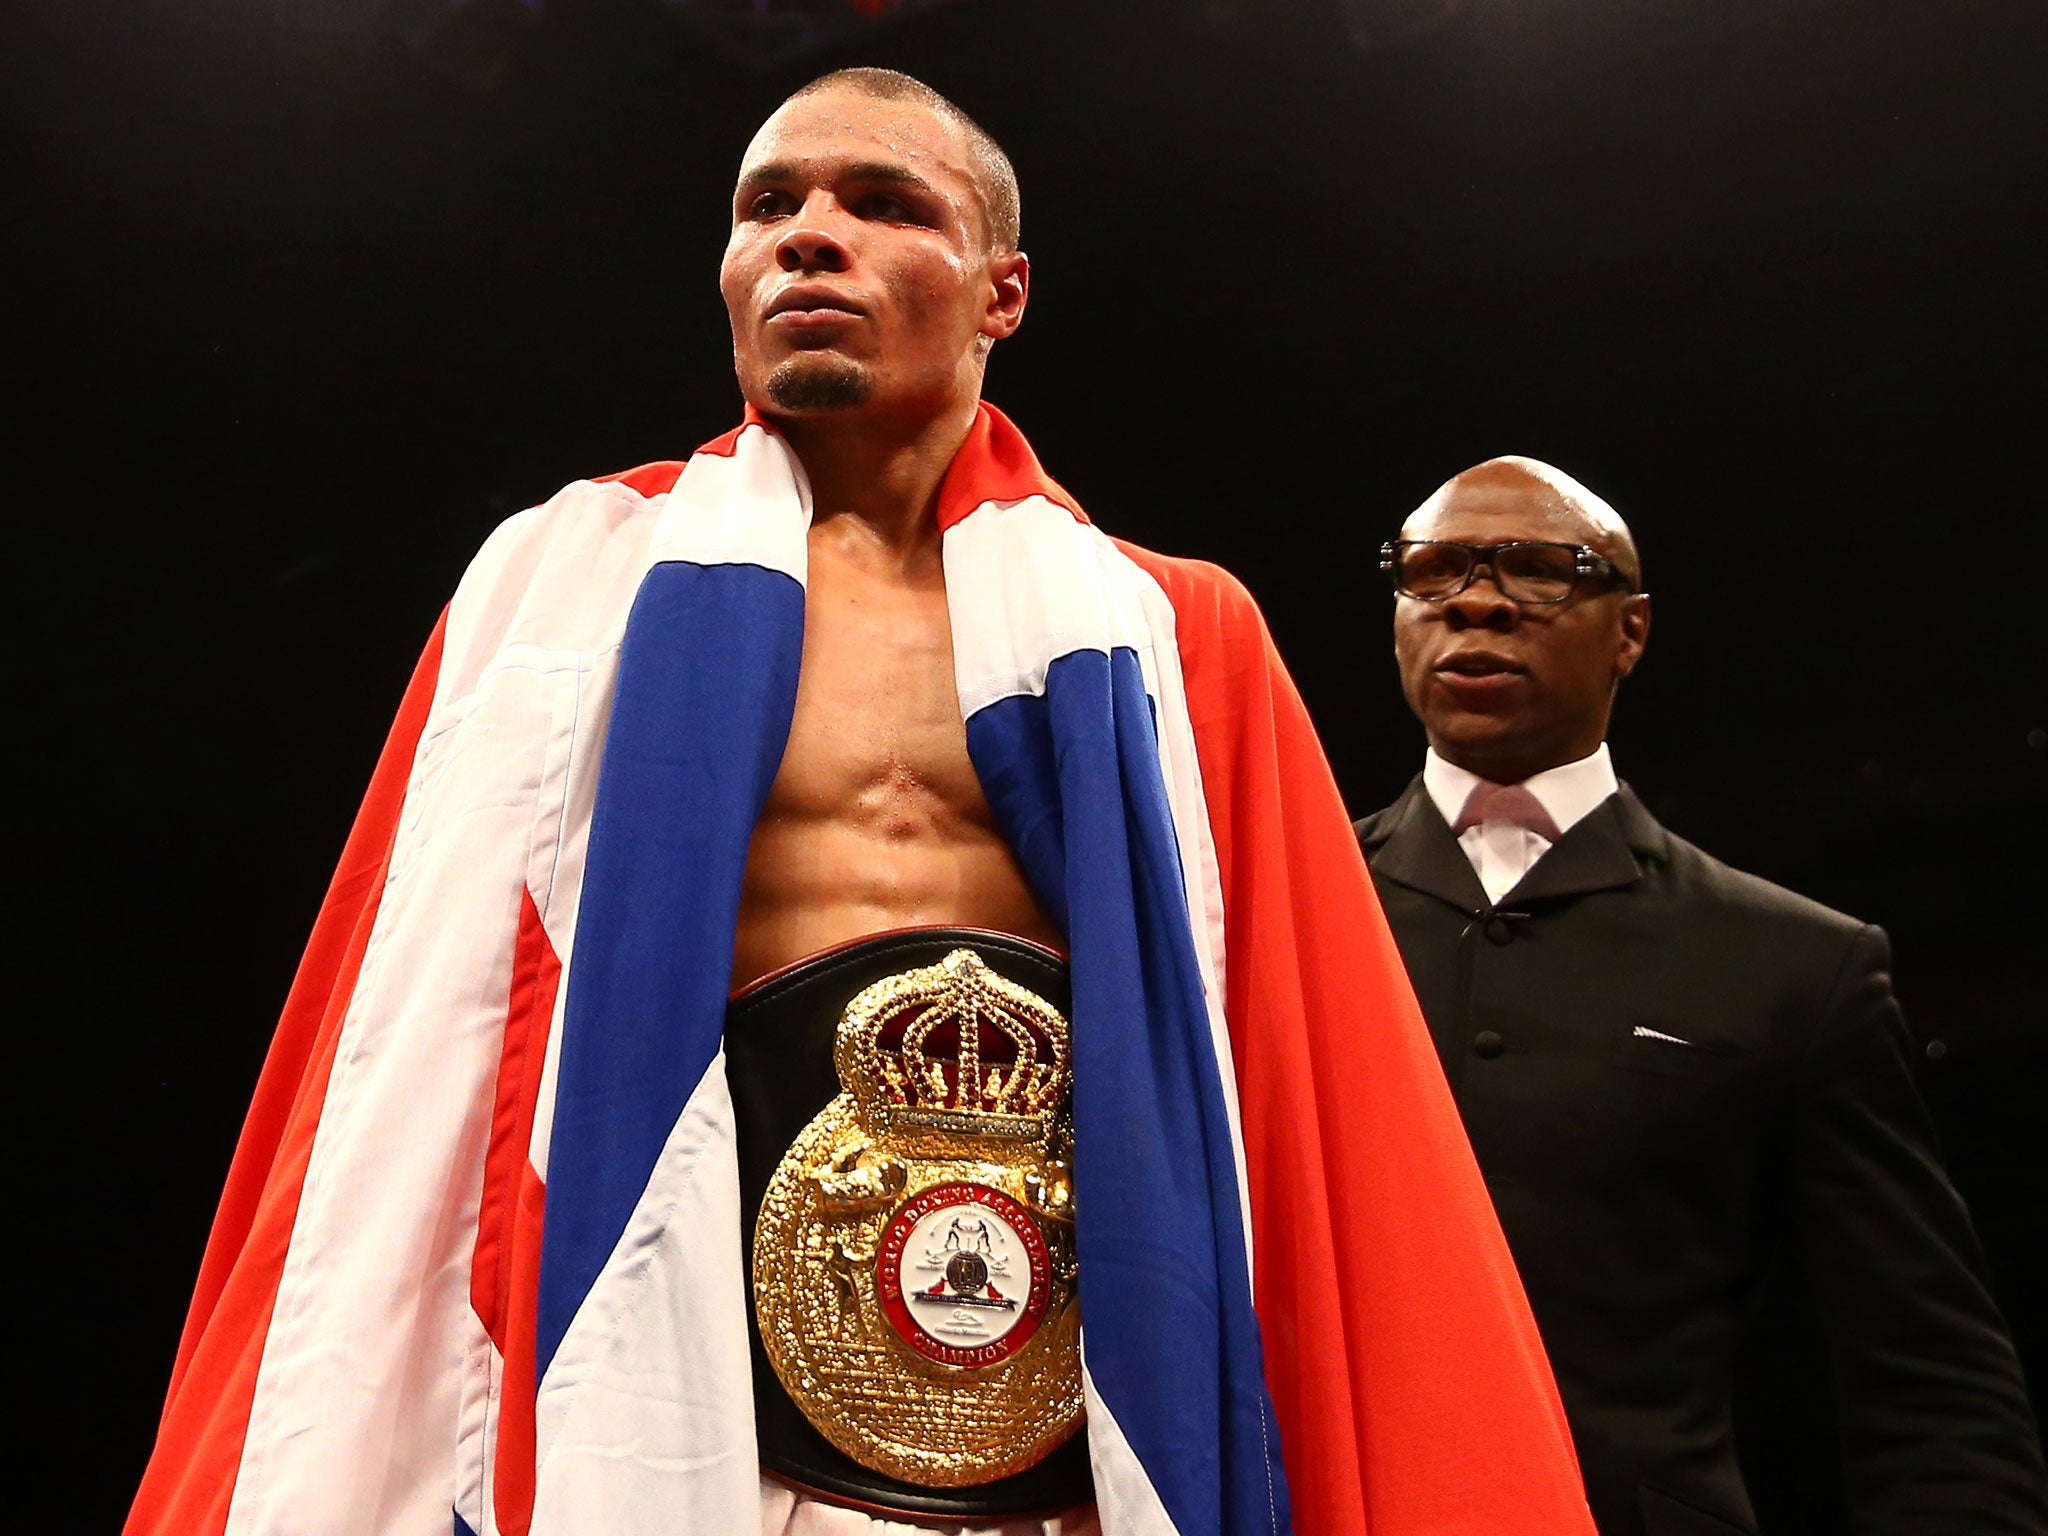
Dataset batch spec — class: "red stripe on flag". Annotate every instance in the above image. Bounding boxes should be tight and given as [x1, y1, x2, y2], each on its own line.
[690, 404, 772, 461]
[493, 1161, 548, 1535]
[126, 612, 450, 1536]
[595, 460, 688, 496]
[468, 887, 561, 1536]
[934, 403, 1088, 533]
[471, 888, 562, 1350]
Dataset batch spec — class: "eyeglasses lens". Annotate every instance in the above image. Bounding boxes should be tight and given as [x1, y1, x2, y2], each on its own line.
[1394, 543, 1472, 599]
[1495, 544, 1578, 602]
[1394, 542, 1581, 602]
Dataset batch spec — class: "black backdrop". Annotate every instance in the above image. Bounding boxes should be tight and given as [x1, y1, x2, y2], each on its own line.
[17, 0, 2045, 1526]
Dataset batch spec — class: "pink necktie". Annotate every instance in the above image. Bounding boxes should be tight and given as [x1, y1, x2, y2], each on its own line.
[1453, 781, 1562, 842]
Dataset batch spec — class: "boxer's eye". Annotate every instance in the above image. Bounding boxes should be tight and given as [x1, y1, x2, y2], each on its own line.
[746, 190, 797, 220]
[855, 192, 920, 224]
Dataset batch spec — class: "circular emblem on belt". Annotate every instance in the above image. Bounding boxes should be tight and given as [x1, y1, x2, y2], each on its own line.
[878, 1182, 1051, 1367]
[752, 949, 1083, 1487]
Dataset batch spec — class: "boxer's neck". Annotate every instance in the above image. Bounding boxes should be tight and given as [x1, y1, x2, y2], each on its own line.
[778, 392, 978, 560]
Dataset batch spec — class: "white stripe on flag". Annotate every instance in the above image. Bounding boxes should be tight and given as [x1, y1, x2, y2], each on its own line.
[943, 496, 1160, 716]
[1083, 1364, 1183, 1536]
[531, 1055, 759, 1534]
[229, 658, 589, 1536]
[648, 423, 813, 581]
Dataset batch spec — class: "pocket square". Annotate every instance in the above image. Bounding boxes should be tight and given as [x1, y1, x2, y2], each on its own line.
[1632, 1025, 1695, 1046]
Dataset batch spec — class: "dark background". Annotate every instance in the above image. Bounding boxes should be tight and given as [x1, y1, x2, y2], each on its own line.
[15, 0, 2045, 1526]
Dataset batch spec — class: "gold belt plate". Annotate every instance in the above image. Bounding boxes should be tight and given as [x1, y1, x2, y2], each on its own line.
[752, 948, 1084, 1487]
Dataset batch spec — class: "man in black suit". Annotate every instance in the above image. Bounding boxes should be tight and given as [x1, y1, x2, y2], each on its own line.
[1353, 456, 2046, 1536]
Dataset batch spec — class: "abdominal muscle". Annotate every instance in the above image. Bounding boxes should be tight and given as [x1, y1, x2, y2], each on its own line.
[729, 786, 1063, 989]
[727, 530, 1063, 991]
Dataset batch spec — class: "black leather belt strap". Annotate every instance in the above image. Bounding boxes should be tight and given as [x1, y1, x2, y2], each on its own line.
[726, 927, 1094, 1520]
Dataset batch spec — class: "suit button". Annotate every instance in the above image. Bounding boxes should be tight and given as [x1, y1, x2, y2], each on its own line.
[1472, 1030, 1506, 1060]
[1484, 917, 1514, 946]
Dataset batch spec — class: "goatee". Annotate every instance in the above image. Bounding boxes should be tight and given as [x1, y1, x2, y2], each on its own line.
[767, 357, 874, 411]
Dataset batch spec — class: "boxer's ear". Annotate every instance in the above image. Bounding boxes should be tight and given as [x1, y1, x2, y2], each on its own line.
[981, 250, 1030, 342]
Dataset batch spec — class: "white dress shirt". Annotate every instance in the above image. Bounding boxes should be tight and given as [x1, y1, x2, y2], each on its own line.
[1422, 744, 1620, 904]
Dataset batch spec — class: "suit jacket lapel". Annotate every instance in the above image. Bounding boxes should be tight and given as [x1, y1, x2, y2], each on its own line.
[1501, 783, 1664, 905]
[1362, 778, 1491, 912]
[1364, 777, 1669, 912]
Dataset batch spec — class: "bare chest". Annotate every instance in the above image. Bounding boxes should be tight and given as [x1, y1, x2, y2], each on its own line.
[763, 547, 989, 832]
[730, 524, 1059, 983]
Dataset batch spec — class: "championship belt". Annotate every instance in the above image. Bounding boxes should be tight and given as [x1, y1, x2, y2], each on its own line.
[727, 930, 1091, 1517]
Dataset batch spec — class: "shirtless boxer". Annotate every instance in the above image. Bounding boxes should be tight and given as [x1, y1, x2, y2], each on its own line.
[722, 73, 1078, 1531]
[128, 71, 1596, 1536]
[724, 72, 1058, 986]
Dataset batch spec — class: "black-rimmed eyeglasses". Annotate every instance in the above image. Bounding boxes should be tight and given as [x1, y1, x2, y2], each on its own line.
[1379, 539, 1635, 605]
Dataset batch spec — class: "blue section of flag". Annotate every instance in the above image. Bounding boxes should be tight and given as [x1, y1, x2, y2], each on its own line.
[967, 647, 1294, 1536]
[454, 1513, 480, 1536]
[537, 560, 804, 1381]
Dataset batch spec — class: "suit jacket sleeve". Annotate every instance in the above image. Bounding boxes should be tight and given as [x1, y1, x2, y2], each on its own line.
[1119, 541, 1594, 1535]
[1784, 923, 2048, 1531]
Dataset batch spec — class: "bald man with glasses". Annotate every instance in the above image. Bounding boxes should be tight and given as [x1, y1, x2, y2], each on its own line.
[1353, 456, 2046, 1536]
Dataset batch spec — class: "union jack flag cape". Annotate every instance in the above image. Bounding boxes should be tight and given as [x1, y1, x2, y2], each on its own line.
[129, 404, 1591, 1536]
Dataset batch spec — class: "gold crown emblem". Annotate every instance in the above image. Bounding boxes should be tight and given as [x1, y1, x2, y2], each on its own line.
[834, 949, 1071, 1138]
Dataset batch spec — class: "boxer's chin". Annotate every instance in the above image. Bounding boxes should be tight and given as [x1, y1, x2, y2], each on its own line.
[767, 356, 874, 412]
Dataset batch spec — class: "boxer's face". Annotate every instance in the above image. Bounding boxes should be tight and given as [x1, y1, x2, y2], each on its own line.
[721, 89, 1027, 424]
[1392, 474, 1649, 784]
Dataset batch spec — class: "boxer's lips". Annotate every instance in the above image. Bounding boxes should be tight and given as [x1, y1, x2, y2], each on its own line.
[765, 287, 867, 331]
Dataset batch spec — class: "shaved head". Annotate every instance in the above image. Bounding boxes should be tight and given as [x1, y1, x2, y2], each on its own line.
[722, 65, 1032, 433]
[1405, 456, 1643, 590]
[784, 68, 1021, 253]
[1391, 454, 1652, 784]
